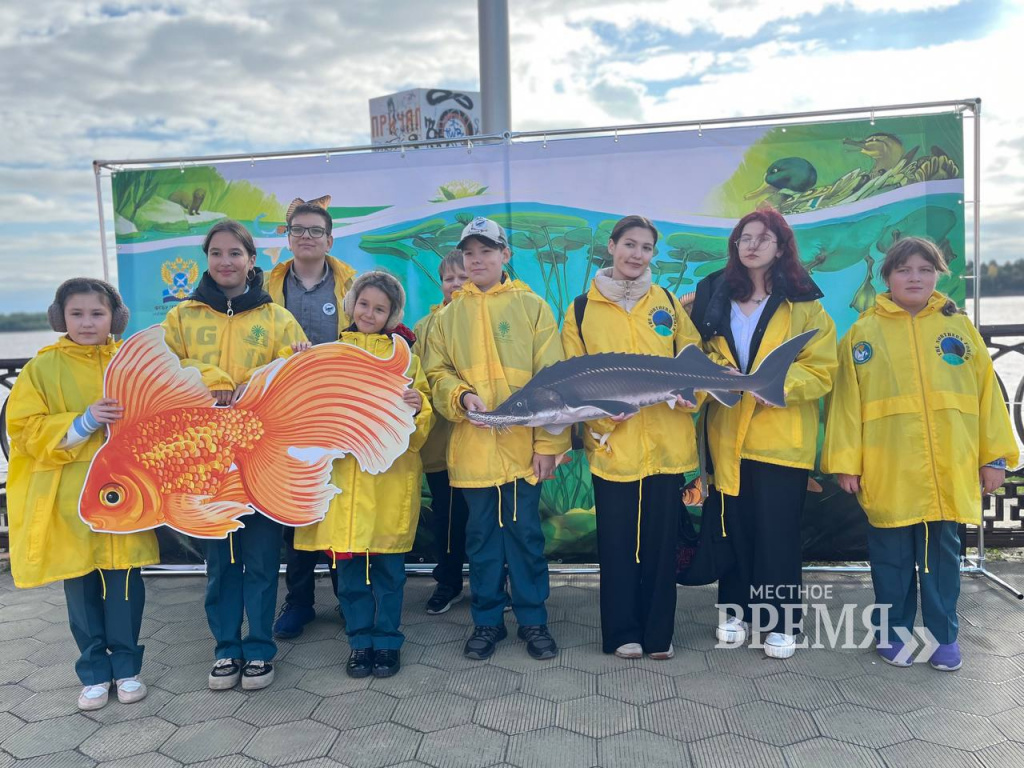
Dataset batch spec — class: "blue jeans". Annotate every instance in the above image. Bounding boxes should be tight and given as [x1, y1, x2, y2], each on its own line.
[204, 512, 282, 661]
[867, 521, 961, 645]
[64, 568, 146, 685]
[462, 479, 549, 627]
[337, 553, 406, 651]
[282, 526, 338, 610]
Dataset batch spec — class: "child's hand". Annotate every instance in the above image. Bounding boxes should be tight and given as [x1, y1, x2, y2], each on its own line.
[674, 394, 696, 409]
[88, 398, 124, 424]
[752, 393, 775, 408]
[980, 466, 1006, 495]
[463, 393, 490, 429]
[291, 341, 312, 354]
[212, 390, 234, 406]
[402, 388, 423, 413]
[533, 452, 557, 481]
[231, 384, 247, 405]
[611, 411, 636, 423]
[836, 473, 861, 494]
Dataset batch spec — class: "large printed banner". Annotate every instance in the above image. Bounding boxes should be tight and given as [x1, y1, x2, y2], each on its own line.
[111, 114, 965, 563]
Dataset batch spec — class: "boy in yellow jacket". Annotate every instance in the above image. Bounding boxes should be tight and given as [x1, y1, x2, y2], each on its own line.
[7, 278, 158, 711]
[425, 217, 570, 661]
[412, 250, 471, 615]
[161, 220, 306, 691]
[265, 202, 357, 640]
[294, 271, 433, 678]
[823, 237, 1018, 671]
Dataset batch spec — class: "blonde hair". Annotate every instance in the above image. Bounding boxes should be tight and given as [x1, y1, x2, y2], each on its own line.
[438, 249, 464, 278]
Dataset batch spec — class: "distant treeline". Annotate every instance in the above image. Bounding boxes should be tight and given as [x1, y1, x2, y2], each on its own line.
[0, 312, 49, 332]
[966, 259, 1024, 296]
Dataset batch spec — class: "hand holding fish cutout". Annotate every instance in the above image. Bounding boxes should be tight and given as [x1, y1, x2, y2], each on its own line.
[79, 326, 417, 538]
[466, 330, 817, 433]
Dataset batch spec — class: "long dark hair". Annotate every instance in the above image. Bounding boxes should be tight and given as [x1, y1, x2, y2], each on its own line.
[723, 208, 812, 301]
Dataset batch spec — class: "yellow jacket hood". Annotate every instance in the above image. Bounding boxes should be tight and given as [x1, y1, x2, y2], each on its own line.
[424, 274, 570, 488]
[822, 291, 1018, 527]
[6, 338, 159, 588]
[294, 331, 434, 554]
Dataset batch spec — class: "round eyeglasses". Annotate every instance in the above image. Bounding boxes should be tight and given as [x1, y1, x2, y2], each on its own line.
[734, 235, 778, 251]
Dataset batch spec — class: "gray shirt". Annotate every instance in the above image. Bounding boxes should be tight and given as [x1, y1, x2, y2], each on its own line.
[283, 262, 339, 345]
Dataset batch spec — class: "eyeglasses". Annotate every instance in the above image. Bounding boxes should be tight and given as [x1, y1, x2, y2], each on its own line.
[735, 235, 778, 251]
[287, 225, 328, 238]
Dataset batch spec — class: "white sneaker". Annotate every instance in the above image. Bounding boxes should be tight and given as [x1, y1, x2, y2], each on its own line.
[115, 675, 147, 704]
[614, 643, 643, 659]
[716, 617, 749, 645]
[77, 682, 110, 711]
[764, 632, 796, 659]
[648, 644, 675, 660]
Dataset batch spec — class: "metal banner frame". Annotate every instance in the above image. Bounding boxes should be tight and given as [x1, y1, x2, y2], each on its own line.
[94, 100, 1010, 593]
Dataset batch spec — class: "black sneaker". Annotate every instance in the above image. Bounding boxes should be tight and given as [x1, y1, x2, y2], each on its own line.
[241, 660, 274, 690]
[346, 648, 374, 679]
[518, 625, 559, 660]
[464, 625, 508, 660]
[372, 649, 401, 678]
[426, 585, 464, 615]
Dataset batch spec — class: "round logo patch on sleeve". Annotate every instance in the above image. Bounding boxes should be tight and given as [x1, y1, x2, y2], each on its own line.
[852, 341, 873, 364]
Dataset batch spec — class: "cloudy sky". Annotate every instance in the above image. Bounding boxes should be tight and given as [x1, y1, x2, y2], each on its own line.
[1, 0, 1021, 312]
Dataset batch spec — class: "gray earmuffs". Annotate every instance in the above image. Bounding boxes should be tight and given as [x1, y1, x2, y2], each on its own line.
[342, 271, 406, 330]
[48, 278, 131, 335]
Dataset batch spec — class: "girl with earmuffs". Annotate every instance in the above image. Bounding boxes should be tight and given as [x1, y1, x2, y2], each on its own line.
[6, 278, 159, 711]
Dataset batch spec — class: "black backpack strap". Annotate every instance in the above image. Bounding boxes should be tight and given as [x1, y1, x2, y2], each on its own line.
[661, 285, 678, 356]
[573, 293, 589, 351]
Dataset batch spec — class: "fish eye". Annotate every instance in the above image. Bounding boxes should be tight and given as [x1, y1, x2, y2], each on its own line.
[99, 484, 125, 508]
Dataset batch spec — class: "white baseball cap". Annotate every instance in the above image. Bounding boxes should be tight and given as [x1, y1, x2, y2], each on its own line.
[458, 217, 509, 250]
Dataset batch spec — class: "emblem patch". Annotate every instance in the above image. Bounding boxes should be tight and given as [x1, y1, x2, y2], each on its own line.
[935, 333, 971, 366]
[852, 341, 873, 365]
[323, 302, 337, 316]
[648, 306, 675, 338]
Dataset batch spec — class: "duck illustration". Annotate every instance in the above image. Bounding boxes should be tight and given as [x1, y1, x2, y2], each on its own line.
[744, 157, 819, 205]
[844, 133, 906, 176]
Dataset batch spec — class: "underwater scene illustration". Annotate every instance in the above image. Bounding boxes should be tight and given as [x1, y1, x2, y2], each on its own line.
[111, 113, 965, 562]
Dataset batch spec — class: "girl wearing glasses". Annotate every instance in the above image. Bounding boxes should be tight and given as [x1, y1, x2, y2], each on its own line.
[690, 208, 837, 659]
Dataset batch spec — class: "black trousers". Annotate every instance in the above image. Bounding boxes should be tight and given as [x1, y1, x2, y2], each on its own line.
[593, 473, 682, 654]
[426, 470, 469, 592]
[715, 459, 807, 634]
[282, 526, 337, 610]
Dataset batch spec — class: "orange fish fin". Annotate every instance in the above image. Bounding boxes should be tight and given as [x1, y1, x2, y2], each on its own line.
[212, 471, 252, 506]
[164, 492, 253, 539]
[236, 338, 415, 526]
[105, 325, 215, 439]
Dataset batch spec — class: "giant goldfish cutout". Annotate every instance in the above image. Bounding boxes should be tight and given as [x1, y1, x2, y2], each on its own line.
[79, 325, 416, 538]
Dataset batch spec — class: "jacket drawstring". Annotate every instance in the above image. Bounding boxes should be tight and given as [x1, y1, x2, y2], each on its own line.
[98, 569, 107, 601]
[635, 477, 644, 564]
[513, 480, 518, 523]
[497, 485, 503, 529]
[720, 491, 728, 538]
[447, 488, 454, 554]
[332, 549, 337, 570]
[365, 549, 371, 585]
[229, 532, 235, 564]
[923, 522, 930, 574]
[124, 567, 131, 601]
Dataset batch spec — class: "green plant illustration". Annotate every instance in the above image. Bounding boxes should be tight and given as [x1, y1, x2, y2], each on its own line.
[429, 179, 489, 203]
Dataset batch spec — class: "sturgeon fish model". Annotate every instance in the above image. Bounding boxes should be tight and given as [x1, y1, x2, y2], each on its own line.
[466, 330, 818, 434]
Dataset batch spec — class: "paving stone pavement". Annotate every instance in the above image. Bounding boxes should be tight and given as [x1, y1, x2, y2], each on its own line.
[2, 565, 1024, 766]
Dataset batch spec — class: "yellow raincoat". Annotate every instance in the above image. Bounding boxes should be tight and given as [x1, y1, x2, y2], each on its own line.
[266, 255, 357, 329]
[161, 301, 306, 391]
[412, 305, 449, 474]
[6, 338, 159, 588]
[294, 331, 434, 554]
[705, 299, 837, 496]
[561, 283, 702, 482]
[822, 292, 1018, 527]
[424, 275, 570, 488]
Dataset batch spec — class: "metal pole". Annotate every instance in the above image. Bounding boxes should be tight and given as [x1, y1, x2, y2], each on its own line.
[477, 0, 511, 134]
[973, 99, 982, 329]
[93, 162, 110, 282]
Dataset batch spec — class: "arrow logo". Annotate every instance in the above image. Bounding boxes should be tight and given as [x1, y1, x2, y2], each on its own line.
[892, 626, 939, 664]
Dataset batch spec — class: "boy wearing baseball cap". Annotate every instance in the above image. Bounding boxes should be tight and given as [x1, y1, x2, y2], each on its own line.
[425, 217, 568, 661]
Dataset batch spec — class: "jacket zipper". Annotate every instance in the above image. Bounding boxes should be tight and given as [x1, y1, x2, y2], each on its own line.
[909, 314, 945, 517]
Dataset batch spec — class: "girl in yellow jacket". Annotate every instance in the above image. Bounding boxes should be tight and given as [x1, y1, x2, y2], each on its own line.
[294, 271, 433, 679]
[161, 220, 306, 692]
[562, 215, 701, 661]
[412, 250, 471, 615]
[690, 207, 837, 660]
[6, 278, 158, 711]
[823, 237, 1017, 671]
[425, 217, 570, 662]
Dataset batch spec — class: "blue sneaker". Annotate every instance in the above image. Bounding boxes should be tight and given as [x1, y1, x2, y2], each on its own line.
[273, 604, 316, 639]
[876, 641, 912, 667]
[929, 642, 962, 671]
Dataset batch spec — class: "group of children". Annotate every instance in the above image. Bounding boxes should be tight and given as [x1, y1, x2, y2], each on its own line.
[5, 207, 1017, 712]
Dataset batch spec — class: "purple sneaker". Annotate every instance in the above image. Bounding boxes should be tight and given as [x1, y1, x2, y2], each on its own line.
[876, 642, 912, 667]
[929, 642, 962, 671]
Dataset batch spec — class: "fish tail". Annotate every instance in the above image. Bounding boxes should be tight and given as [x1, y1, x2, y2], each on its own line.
[235, 337, 416, 527]
[747, 330, 818, 408]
